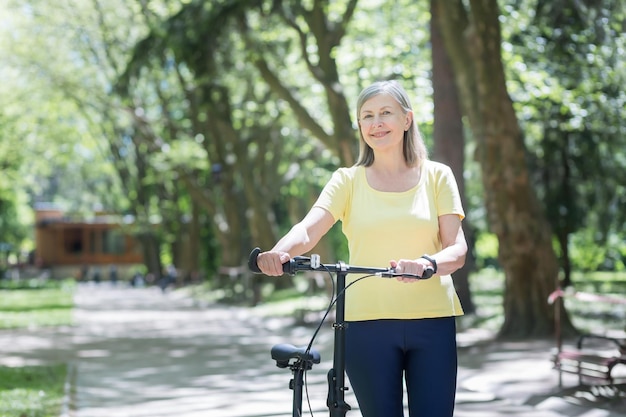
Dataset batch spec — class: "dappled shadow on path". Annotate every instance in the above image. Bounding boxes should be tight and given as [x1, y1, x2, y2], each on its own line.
[2, 284, 625, 417]
[456, 339, 626, 416]
[69, 285, 339, 417]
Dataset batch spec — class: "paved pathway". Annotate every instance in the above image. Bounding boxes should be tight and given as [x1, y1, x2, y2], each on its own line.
[0, 283, 625, 417]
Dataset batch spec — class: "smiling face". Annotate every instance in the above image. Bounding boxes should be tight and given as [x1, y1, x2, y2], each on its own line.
[358, 93, 412, 154]
[354, 81, 426, 168]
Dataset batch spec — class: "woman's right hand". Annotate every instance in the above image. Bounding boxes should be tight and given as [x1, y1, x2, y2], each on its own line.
[257, 251, 292, 276]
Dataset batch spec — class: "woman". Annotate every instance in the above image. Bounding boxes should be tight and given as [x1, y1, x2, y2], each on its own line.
[256, 80, 467, 417]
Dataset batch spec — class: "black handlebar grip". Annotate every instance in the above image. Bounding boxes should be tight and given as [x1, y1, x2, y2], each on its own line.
[248, 247, 294, 275]
[390, 266, 435, 279]
[248, 247, 262, 273]
[421, 267, 435, 279]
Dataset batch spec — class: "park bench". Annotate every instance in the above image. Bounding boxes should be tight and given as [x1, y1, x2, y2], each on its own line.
[548, 288, 626, 389]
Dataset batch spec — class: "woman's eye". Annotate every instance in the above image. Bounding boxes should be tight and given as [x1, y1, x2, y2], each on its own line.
[362, 114, 373, 119]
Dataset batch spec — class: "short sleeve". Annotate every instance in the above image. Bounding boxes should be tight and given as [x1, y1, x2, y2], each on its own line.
[435, 164, 465, 220]
[312, 167, 354, 222]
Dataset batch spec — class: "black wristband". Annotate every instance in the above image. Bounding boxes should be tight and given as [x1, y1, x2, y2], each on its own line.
[420, 255, 437, 274]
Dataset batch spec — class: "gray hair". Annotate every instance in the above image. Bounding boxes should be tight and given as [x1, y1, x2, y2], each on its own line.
[355, 80, 427, 167]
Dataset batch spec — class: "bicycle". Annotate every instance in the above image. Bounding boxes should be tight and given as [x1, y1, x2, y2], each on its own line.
[247, 247, 434, 417]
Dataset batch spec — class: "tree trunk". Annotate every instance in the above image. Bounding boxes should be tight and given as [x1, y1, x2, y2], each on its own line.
[435, 0, 573, 338]
[137, 232, 162, 281]
[430, 0, 476, 315]
[179, 200, 202, 284]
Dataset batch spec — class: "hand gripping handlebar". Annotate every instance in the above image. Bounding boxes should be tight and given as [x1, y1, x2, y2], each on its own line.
[247, 247, 434, 279]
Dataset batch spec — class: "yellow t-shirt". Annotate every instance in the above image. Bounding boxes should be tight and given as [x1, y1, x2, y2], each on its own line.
[313, 160, 465, 321]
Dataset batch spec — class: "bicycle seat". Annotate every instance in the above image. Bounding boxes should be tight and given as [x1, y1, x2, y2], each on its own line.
[271, 343, 321, 368]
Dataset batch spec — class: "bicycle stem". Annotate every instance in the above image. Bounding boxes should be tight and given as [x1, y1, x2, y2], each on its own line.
[327, 262, 351, 416]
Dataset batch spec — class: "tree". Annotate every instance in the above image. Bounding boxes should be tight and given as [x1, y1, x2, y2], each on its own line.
[506, 0, 626, 282]
[0, 114, 29, 262]
[0, 1, 124, 260]
[118, 0, 367, 270]
[429, 0, 476, 314]
[244, 0, 359, 167]
[434, 0, 567, 338]
[119, 1, 298, 270]
[0, 0, 189, 278]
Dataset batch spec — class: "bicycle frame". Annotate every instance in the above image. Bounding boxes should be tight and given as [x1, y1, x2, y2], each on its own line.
[248, 247, 432, 417]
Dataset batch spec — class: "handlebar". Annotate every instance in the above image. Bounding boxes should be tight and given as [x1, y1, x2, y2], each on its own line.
[247, 247, 433, 279]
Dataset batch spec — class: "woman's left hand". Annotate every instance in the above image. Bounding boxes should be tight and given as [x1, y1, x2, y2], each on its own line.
[390, 258, 433, 282]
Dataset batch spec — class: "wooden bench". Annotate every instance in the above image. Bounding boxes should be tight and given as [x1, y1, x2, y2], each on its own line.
[552, 334, 626, 387]
[548, 288, 626, 388]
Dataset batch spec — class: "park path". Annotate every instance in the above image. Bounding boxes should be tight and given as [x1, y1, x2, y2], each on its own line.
[69, 284, 315, 417]
[0, 283, 624, 417]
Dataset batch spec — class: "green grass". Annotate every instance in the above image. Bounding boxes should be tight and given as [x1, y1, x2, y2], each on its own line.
[0, 364, 67, 417]
[466, 269, 626, 334]
[0, 280, 75, 416]
[0, 281, 75, 330]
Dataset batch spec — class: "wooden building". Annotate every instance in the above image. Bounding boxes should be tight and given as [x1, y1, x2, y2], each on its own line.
[34, 205, 143, 279]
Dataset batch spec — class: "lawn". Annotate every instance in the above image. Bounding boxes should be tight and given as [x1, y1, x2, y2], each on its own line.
[0, 279, 74, 417]
[0, 279, 74, 330]
[0, 364, 68, 417]
[467, 268, 626, 334]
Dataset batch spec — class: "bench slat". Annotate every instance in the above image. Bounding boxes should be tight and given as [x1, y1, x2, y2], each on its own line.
[552, 349, 626, 384]
[556, 351, 617, 366]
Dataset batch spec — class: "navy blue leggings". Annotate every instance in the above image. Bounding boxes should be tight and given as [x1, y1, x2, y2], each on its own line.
[345, 317, 457, 417]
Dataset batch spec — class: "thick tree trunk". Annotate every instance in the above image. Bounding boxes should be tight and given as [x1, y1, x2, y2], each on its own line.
[435, 0, 573, 338]
[430, 0, 476, 315]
